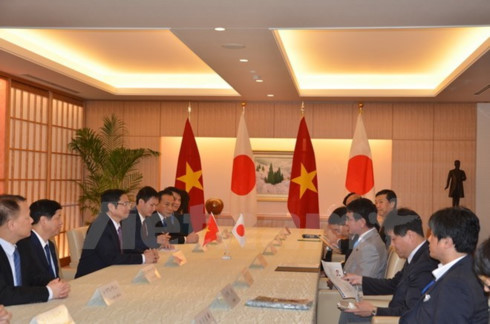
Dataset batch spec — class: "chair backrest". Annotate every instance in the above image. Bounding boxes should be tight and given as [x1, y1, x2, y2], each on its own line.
[384, 247, 406, 279]
[67, 225, 89, 268]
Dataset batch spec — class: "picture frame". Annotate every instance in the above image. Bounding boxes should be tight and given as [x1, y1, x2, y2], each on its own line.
[253, 150, 293, 201]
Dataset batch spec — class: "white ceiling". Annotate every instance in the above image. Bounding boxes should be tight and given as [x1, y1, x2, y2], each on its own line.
[0, 0, 489, 102]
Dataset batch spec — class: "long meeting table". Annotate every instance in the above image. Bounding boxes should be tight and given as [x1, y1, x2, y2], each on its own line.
[7, 227, 324, 323]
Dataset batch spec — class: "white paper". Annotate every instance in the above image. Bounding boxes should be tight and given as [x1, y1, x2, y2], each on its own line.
[234, 267, 254, 287]
[193, 308, 217, 324]
[321, 261, 356, 299]
[250, 253, 268, 268]
[193, 242, 207, 252]
[30, 304, 74, 324]
[132, 264, 161, 283]
[262, 243, 277, 255]
[220, 284, 241, 308]
[87, 280, 123, 306]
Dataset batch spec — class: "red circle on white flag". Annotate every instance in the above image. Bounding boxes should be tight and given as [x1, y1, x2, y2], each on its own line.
[231, 155, 256, 195]
[236, 224, 245, 236]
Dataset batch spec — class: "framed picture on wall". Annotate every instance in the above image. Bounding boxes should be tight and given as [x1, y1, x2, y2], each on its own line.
[253, 150, 293, 201]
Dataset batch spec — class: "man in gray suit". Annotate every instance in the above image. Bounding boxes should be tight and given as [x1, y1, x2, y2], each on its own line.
[344, 198, 387, 278]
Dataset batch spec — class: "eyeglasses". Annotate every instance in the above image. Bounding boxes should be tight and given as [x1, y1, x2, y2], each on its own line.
[117, 201, 133, 207]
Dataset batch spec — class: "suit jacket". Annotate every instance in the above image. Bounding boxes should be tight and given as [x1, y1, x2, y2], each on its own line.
[121, 208, 157, 251]
[151, 212, 193, 244]
[0, 242, 50, 305]
[362, 241, 438, 316]
[344, 228, 387, 278]
[400, 255, 488, 323]
[17, 231, 59, 280]
[75, 213, 143, 278]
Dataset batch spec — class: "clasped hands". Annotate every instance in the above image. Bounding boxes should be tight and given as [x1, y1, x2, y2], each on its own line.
[143, 249, 160, 264]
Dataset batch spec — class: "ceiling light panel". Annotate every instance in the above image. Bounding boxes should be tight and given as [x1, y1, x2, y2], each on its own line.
[275, 27, 490, 97]
[0, 29, 238, 96]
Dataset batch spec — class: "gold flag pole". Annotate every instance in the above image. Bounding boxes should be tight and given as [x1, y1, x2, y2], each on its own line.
[358, 102, 364, 114]
[188, 102, 192, 120]
[241, 102, 246, 114]
[301, 101, 305, 117]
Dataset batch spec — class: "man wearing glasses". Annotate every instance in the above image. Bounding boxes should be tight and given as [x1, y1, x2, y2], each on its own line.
[75, 189, 159, 278]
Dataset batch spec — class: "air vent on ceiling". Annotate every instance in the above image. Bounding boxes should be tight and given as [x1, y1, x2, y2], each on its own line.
[474, 84, 490, 96]
[21, 74, 80, 94]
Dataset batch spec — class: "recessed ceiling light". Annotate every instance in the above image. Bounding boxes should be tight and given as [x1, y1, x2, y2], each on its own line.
[214, 27, 226, 31]
[239, 59, 248, 63]
[267, 94, 274, 97]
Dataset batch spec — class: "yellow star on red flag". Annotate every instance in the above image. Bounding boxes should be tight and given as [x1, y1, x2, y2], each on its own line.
[177, 162, 203, 192]
[291, 163, 317, 198]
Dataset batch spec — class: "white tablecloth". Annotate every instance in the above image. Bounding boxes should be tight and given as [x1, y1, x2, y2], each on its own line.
[7, 227, 324, 323]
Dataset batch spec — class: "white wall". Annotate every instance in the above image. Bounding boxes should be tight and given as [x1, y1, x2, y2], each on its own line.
[477, 103, 490, 242]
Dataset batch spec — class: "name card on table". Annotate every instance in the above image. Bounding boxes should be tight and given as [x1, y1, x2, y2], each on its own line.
[193, 308, 217, 324]
[165, 250, 187, 266]
[263, 243, 278, 255]
[193, 243, 207, 253]
[276, 233, 287, 241]
[132, 264, 162, 284]
[30, 304, 74, 324]
[272, 237, 283, 246]
[250, 253, 268, 268]
[211, 284, 241, 309]
[284, 226, 291, 235]
[234, 267, 254, 287]
[87, 280, 123, 306]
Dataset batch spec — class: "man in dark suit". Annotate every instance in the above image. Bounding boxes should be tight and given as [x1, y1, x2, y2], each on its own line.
[150, 189, 198, 245]
[374, 189, 397, 248]
[17, 199, 62, 280]
[121, 186, 160, 251]
[340, 208, 438, 323]
[0, 195, 70, 306]
[75, 189, 159, 278]
[400, 207, 488, 323]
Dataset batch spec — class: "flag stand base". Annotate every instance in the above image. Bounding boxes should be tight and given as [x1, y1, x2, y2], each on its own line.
[222, 255, 232, 260]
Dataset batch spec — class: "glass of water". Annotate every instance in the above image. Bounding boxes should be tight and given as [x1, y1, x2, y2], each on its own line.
[354, 284, 363, 302]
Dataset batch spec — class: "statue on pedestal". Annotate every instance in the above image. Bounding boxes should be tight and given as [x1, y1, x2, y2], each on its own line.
[445, 160, 466, 207]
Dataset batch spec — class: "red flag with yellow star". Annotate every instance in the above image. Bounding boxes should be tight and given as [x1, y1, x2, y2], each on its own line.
[175, 118, 206, 231]
[287, 117, 320, 228]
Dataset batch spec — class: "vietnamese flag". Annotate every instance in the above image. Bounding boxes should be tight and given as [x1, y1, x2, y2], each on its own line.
[287, 117, 320, 228]
[175, 118, 206, 231]
[345, 112, 375, 200]
[202, 213, 219, 247]
[230, 111, 257, 227]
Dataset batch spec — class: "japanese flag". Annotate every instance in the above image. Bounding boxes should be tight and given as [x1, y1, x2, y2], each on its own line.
[232, 214, 246, 247]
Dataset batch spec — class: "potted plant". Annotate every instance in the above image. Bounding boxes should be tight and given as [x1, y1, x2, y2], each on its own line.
[68, 114, 159, 222]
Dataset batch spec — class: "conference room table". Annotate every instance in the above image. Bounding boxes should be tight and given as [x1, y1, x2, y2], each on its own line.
[7, 227, 324, 323]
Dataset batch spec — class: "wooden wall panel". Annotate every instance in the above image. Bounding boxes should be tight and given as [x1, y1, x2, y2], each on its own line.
[432, 140, 476, 213]
[160, 102, 197, 136]
[85, 101, 124, 130]
[393, 103, 434, 140]
[434, 103, 476, 140]
[123, 101, 161, 136]
[355, 103, 393, 139]
[238, 102, 275, 138]
[392, 140, 434, 226]
[273, 102, 314, 138]
[197, 102, 236, 137]
[311, 103, 353, 139]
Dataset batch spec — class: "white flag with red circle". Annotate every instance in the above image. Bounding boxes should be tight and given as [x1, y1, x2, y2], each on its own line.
[232, 214, 246, 247]
[345, 112, 375, 200]
[230, 111, 257, 226]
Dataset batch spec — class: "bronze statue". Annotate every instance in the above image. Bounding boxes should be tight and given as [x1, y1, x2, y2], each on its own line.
[445, 160, 466, 207]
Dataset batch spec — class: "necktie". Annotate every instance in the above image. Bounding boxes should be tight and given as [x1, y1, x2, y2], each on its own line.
[143, 219, 149, 238]
[44, 244, 56, 277]
[117, 226, 123, 251]
[421, 279, 436, 294]
[13, 247, 22, 286]
[162, 217, 167, 227]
